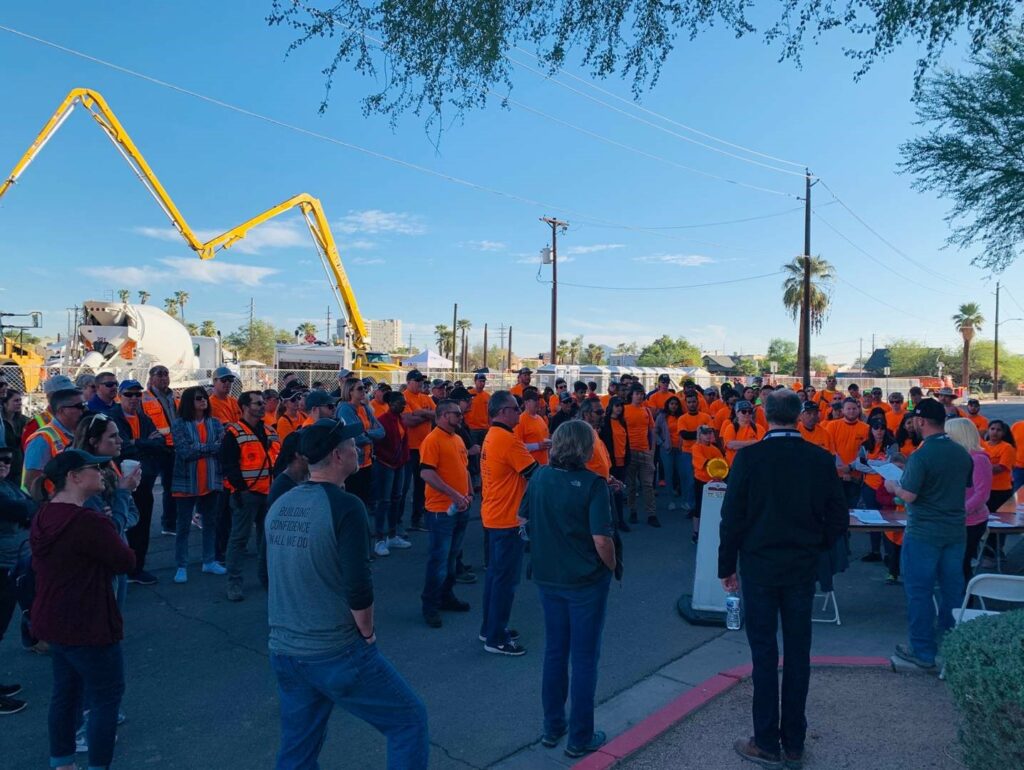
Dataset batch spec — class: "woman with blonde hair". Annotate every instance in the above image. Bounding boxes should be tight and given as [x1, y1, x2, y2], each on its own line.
[945, 418, 993, 583]
[518, 419, 616, 759]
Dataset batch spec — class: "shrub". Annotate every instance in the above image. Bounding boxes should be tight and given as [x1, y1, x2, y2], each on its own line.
[942, 609, 1024, 769]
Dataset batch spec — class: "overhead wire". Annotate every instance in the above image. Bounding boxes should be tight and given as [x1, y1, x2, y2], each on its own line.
[0, 24, 792, 254]
[536, 270, 785, 292]
[506, 54, 807, 179]
[834, 275, 939, 324]
[511, 45, 808, 170]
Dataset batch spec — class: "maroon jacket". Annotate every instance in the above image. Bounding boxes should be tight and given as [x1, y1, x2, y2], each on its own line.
[374, 411, 410, 469]
[30, 502, 136, 646]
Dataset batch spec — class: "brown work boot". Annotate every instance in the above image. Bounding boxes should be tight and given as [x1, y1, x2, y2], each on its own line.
[783, 747, 805, 769]
[734, 737, 783, 768]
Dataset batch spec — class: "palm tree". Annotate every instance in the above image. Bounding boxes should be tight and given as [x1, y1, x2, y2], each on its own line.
[174, 290, 190, 323]
[117, 288, 130, 304]
[163, 297, 178, 317]
[137, 290, 150, 305]
[583, 343, 605, 365]
[556, 338, 570, 363]
[199, 320, 218, 337]
[568, 335, 583, 365]
[781, 255, 835, 370]
[456, 319, 472, 370]
[952, 302, 984, 389]
[296, 321, 318, 341]
[434, 324, 454, 358]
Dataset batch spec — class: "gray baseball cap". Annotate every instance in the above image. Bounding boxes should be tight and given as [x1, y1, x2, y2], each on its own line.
[44, 375, 79, 395]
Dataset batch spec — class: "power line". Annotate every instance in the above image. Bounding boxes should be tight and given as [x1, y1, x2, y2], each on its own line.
[506, 54, 807, 178]
[544, 270, 785, 292]
[512, 46, 807, 170]
[834, 275, 938, 324]
[0, 24, 789, 254]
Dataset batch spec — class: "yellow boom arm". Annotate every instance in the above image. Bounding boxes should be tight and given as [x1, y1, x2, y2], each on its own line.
[0, 87, 371, 351]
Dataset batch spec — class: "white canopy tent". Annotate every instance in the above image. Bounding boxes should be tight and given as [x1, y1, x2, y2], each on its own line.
[404, 350, 453, 369]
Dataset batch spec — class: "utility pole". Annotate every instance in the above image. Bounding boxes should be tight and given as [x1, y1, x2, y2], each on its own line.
[541, 216, 569, 365]
[507, 326, 513, 372]
[248, 298, 255, 347]
[325, 306, 332, 343]
[799, 171, 813, 385]
[483, 323, 488, 370]
[451, 303, 458, 375]
[871, 333, 875, 353]
[497, 324, 507, 360]
[994, 281, 1001, 401]
[408, 333, 413, 352]
[859, 338, 863, 362]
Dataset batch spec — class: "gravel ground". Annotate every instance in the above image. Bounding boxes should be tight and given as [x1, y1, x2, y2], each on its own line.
[620, 666, 964, 770]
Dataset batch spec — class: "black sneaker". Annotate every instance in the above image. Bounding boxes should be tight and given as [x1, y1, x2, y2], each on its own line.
[0, 695, 27, 715]
[484, 640, 527, 656]
[127, 570, 158, 585]
[860, 552, 882, 563]
[423, 612, 442, 629]
[565, 730, 606, 758]
[440, 597, 471, 612]
[647, 515, 662, 528]
[0, 683, 22, 697]
[541, 727, 567, 748]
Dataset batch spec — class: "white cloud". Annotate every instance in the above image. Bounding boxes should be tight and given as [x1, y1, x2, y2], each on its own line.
[335, 209, 426, 235]
[564, 243, 625, 255]
[632, 254, 714, 267]
[465, 240, 507, 252]
[157, 257, 278, 287]
[352, 257, 386, 265]
[343, 240, 376, 250]
[81, 266, 154, 285]
[135, 218, 308, 255]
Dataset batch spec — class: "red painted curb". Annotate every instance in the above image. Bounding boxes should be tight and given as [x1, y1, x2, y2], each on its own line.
[571, 655, 890, 769]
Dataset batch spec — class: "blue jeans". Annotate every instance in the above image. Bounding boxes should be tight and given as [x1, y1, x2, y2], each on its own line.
[49, 642, 125, 769]
[538, 573, 611, 747]
[742, 580, 815, 755]
[372, 463, 404, 537]
[421, 509, 469, 614]
[175, 493, 219, 567]
[901, 534, 965, 663]
[660, 447, 694, 508]
[392, 461, 413, 532]
[270, 641, 428, 770]
[480, 528, 524, 646]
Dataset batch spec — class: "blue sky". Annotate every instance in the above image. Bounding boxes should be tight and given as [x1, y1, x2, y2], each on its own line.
[0, 4, 1014, 366]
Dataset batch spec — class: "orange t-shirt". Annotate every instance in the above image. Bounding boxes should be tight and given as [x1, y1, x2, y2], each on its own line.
[966, 412, 989, 436]
[665, 414, 680, 449]
[510, 383, 527, 398]
[692, 443, 725, 483]
[826, 419, 870, 466]
[900, 439, 919, 458]
[677, 411, 713, 451]
[464, 389, 491, 431]
[713, 407, 733, 434]
[276, 413, 303, 442]
[172, 421, 208, 498]
[863, 442, 888, 490]
[645, 389, 675, 413]
[599, 394, 612, 409]
[885, 409, 907, 434]
[514, 412, 550, 465]
[403, 389, 436, 450]
[609, 420, 628, 466]
[985, 440, 1015, 492]
[356, 407, 373, 469]
[480, 424, 537, 528]
[799, 422, 835, 454]
[370, 399, 389, 419]
[586, 427, 612, 479]
[263, 412, 277, 428]
[753, 405, 768, 430]
[624, 404, 653, 452]
[1012, 421, 1024, 468]
[720, 422, 763, 465]
[419, 427, 469, 512]
[208, 393, 241, 425]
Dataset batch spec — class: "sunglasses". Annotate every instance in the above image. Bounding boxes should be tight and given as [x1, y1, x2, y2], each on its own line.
[122, 391, 143, 399]
[217, 377, 235, 383]
[99, 381, 118, 388]
[738, 409, 753, 414]
[194, 395, 209, 401]
[250, 402, 265, 408]
[353, 386, 365, 392]
[889, 399, 902, 403]
[62, 402, 88, 411]
[0, 457, 12, 464]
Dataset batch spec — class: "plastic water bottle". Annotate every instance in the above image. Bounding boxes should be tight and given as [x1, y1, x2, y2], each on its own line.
[447, 502, 459, 516]
[725, 593, 742, 630]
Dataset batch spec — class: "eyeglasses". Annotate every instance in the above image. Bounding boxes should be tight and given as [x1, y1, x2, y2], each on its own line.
[61, 402, 88, 411]
[217, 377, 234, 384]
[122, 391, 143, 399]
[353, 386, 365, 392]
[738, 409, 753, 414]
[194, 395, 209, 402]
[99, 381, 118, 389]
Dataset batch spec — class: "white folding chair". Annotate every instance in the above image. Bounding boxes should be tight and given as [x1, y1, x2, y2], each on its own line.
[812, 590, 841, 625]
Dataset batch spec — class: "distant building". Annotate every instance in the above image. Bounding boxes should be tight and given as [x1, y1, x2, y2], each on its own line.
[702, 354, 740, 375]
[367, 319, 403, 352]
[607, 354, 639, 366]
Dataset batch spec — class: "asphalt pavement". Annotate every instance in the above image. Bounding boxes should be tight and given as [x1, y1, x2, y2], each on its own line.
[4, 398, 1020, 768]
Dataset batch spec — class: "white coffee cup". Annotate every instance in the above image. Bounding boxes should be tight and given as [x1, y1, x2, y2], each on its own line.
[121, 459, 141, 476]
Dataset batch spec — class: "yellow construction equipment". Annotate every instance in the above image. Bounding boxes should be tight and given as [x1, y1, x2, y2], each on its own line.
[0, 87, 399, 373]
[0, 312, 44, 393]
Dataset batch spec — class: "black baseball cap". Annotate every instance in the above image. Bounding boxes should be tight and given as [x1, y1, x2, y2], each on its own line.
[800, 401, 819, 413]
[300, 418, 364, 464]
[474, 372, 486, 381]
[43, 448, 111, 481]
[449, 387, 473, 402]
[517, 367, 533, 375]
[273, 430, 305, 474]
[406, 369, 426, 382]
[967, 398, 980, 406]
[304, 391, 336, 411]
[912, 398, 946, 422]
[558, 392, 572, 403]
[658, 374, 670, 383]
[868, 416, 886, 429]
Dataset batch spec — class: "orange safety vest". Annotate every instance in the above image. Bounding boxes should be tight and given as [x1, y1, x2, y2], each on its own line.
[142, 390, 178, 446]
[225, 420, 280, 495]
[21, 422, 73, 489]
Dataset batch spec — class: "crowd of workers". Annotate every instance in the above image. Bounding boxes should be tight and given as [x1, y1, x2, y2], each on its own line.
[0, 364, 1012, 767]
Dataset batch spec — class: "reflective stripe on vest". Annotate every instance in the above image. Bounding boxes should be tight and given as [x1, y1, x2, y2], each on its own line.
[21, 424, 72, 489]
[142, 391, 176, 446]
[225, 421, 280, 495]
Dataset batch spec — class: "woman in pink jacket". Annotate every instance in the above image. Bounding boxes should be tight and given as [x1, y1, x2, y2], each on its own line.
[945, 418, 993, 582]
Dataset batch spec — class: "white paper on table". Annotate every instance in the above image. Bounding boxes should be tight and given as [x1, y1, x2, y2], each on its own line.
[870, 463, 904, 483]
[851, 509, 889, 525]
[988, 516, 1016, 529]
[850, 460, 876, 474]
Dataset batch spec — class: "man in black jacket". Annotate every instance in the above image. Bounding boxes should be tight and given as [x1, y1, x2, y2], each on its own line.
[719, 389, 848, 769]
[111, 379, 168, 585]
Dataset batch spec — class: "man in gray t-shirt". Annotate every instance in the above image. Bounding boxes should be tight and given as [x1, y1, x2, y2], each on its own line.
[265, 419, 428, 769]
[885, 399, 973, 669]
